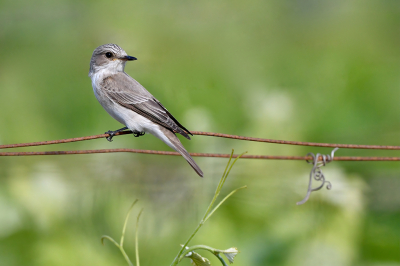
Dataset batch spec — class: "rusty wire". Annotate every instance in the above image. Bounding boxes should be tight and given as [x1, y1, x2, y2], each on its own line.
[0, 132, 128, 149]
[1, 131, 400, 161]
[1, 130, 400, 150]
[1, 149, 400, 161]
[191, 131, 400, 150]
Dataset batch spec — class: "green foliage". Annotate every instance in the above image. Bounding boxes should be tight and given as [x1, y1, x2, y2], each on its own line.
[101, 200, 142, 266]
[101, 151, 246, 266]
[0, 1, 399, 265]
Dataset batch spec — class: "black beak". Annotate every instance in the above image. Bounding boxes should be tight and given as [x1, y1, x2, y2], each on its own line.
[123, 55, 137, 61]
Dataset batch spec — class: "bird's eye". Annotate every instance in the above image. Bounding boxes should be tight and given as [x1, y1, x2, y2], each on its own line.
[105, 52, 113, 58]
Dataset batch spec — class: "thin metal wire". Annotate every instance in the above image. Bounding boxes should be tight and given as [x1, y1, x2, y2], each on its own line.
[2, 131, 400, 150]
[0, 132, 130, 149]
[191, 131, 400, 150]
[297, 148, 339, 205]
[1, 148, 400, 162]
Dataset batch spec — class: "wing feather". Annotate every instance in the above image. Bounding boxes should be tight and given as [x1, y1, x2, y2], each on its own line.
[100, 73, 191, 139]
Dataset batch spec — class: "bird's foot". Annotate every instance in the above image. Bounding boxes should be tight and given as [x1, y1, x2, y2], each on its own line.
[105, 127, 129, 142]
[105, 130, 116, 142]
[133, 131, 145, 137]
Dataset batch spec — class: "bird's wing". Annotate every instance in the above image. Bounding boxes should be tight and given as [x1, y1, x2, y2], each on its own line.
[101, 72, 192, 139]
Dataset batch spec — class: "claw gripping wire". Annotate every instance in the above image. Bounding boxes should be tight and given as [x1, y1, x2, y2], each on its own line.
[297, 148, 339, 205]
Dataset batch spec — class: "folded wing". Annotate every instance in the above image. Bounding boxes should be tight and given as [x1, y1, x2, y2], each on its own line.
[100, 72, 192, 139]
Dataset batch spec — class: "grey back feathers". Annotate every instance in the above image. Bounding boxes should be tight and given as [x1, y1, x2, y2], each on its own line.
[100, 73, 192, 139]
[89, 43, 203, 177]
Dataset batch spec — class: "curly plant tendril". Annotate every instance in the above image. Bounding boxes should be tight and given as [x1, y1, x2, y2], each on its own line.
[297, 148, 339, 205]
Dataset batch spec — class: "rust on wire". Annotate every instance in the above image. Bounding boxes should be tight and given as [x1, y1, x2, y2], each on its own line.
[191, 131, 400, 150]
[1, 131, 400, 151]
[1, 149, 400, 161]
[0, 131, 132, 149]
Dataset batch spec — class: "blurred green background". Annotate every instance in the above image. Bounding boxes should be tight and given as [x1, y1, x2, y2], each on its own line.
[0, 0, 399, 265]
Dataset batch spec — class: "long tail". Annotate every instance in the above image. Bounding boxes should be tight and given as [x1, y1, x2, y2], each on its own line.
[158, 127, 204, 177]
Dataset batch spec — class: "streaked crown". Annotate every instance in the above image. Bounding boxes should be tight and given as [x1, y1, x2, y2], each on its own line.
[89, 43, 128, 75]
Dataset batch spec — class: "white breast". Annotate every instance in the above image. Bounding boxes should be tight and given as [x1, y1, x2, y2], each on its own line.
[90, 70, 154, 133]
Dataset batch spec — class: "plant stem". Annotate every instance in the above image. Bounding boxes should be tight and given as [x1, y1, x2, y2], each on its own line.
[121, 200, 139, 247]
[120, 245, 134, 266]
[204, 185, 247, 222]
[170, 150, 247, 266]
[136, 208, 144, 266]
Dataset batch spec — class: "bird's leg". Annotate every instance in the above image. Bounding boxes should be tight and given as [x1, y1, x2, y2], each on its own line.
[105, 127, 129, 142]
[132, 131, 145, 137]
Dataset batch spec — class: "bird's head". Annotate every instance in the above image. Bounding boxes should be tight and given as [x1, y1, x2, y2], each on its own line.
[89, 43, 137, 76]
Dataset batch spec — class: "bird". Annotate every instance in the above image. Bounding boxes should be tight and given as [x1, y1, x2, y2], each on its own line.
[89, 43, 203, 177]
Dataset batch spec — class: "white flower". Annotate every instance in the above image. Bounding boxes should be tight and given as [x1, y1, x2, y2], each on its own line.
[221, 247, 239, 263]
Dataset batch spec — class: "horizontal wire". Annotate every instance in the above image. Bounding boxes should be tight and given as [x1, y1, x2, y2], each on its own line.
[1, 131, 400, 151]
[0, 132, 124, 149]
[191, 131, 400, 150]
[1, 149, 400, 161]
[1, 131, 400, 161]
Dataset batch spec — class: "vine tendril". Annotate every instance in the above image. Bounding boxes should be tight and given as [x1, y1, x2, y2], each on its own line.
[297, 148, 339, 205]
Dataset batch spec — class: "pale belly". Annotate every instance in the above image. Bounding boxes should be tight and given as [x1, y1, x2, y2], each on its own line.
[90, 71, 161, 134]
[92, 86, 154, 133]
[98, 97, 173, 149]
[106, 101, 155, 133]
